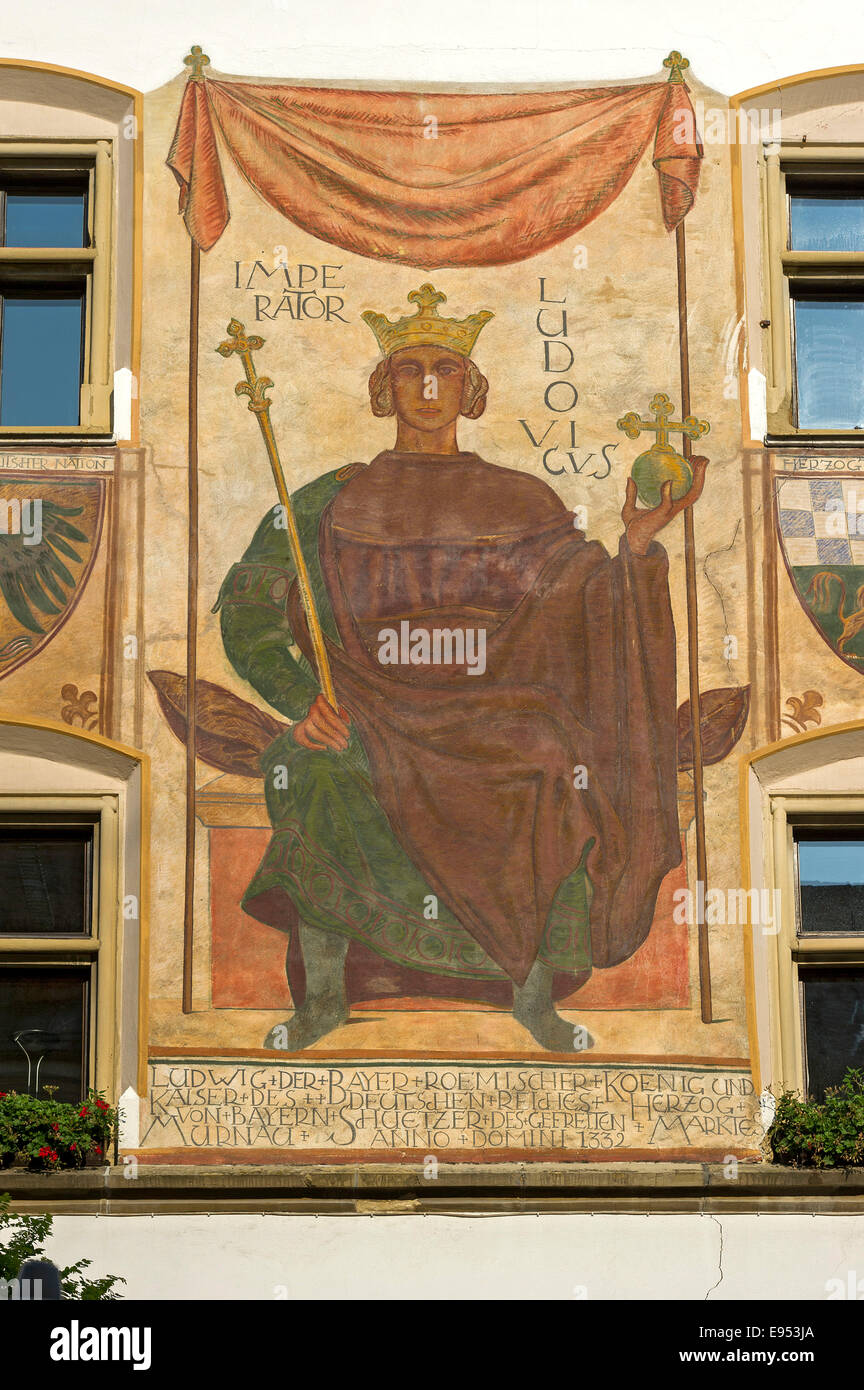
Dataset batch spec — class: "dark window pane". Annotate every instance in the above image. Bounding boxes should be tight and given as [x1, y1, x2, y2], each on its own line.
[4, 191, 86, 248]
[0, 827, 92, 935]
[802, 968, 864, 1100]
[0, 967, 88, 1102]
[790, 194, 864, 252]
[798, 835, 864, 934]
[0, 294, 82, 426]
[794, 298, 864, 429]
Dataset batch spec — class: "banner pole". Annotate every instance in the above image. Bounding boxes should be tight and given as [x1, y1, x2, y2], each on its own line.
[182, 238, 200, 1015]
[177, 46, 211, 1014]
[675, 218, 713, 1024]
[662, 49, 713, 1022]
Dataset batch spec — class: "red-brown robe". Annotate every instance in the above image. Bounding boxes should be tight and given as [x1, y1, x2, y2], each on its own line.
[285, 447, 681, 986]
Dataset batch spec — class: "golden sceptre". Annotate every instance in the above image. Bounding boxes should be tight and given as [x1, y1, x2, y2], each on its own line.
[217, 318, 337, 708]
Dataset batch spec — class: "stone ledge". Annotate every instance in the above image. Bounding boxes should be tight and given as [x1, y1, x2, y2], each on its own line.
[3, 1162, 864, 1214]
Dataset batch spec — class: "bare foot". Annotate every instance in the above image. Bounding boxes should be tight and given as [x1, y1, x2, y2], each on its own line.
[513, 998, 594, 1052]
[264, 995, 349, 1051]
[513, 956, 595, 1052]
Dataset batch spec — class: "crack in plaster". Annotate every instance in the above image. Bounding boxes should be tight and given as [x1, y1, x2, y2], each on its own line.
[701, 500, 764, 684]
[705, 1213, 725, 1299]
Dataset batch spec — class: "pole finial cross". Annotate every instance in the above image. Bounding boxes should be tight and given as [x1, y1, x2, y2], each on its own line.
[663, 51, 690, 84]
[184, 45, 210, 81]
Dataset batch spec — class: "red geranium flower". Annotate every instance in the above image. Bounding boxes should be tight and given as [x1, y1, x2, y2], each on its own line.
[51, 1122, 60, 1132]
[79, 1106, 88, 1117]
[69, 1143, 76, 1151]
[93, 1145, 103, 1156]
[96, 1098, 109, 1111]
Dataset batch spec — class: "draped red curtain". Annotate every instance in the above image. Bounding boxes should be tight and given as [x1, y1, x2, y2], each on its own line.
[167, 78, 702, 264]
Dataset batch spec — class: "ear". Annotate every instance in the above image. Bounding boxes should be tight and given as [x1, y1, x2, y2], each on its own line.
[461, 363, 489, 420]
[368, 358, 395, 417]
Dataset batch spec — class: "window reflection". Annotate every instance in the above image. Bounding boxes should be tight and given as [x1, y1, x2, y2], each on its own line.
[802, 968, 864, 1100]
[4, 191, 86, 249]
[0, 969, 88, 1102]
[0, 827, 92, 935]
[790, 193, 864, 252]
[794, 298, 864, 429]
[0, 293, 83, 426]
[797, 835, 864, 934]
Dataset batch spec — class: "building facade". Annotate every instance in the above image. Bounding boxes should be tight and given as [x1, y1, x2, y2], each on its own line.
[2, 23, 864, 1297]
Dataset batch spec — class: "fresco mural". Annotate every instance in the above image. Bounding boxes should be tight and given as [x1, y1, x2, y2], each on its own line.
[10, 45, 864, 1192]
[131, 48, 762, 1160]
[213, 282, 706, 1055]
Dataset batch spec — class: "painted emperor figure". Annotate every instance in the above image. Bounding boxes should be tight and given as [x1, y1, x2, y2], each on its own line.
[217, 283, 708, 1052]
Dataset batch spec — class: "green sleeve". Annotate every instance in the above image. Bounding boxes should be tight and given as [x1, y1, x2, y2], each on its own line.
[216, 559, 318, 722]
[214, 472, 351, 723]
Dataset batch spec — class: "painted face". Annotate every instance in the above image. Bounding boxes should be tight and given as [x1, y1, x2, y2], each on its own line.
[388, 345, 466, 432]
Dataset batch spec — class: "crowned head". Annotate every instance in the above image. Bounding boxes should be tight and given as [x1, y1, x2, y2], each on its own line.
[363, 283, 492, 428]
[362, 282, 493, 359]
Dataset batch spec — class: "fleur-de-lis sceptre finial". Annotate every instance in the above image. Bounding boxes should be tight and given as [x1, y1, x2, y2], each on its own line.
[183, 45, 210, 81]
[217, 320, 338, 709]
[663, 50, 690, 84]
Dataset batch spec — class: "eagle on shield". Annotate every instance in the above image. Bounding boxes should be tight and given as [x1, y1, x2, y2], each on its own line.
[0, 480, 104, 677]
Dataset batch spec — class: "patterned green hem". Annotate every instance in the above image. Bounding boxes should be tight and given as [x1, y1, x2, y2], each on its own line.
[244, 817, 592, 981]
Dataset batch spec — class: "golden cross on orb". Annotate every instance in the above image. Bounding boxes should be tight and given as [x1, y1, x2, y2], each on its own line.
[184, 45, 210, 81]
[617, 392, 708, 452]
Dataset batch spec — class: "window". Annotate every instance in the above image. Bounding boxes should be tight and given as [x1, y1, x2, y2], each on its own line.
[795, 829, 864, 1099]
[763, 148, 864, 440]
[0, 800, 119, 1104]
[770, 799, 864, 1099]
[0, 143, 113, 437]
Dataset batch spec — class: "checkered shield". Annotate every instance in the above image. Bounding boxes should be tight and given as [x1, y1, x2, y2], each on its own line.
[776, 475, 864, 672]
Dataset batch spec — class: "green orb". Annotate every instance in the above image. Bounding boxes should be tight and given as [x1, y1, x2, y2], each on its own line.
[632, 443, 693, 509]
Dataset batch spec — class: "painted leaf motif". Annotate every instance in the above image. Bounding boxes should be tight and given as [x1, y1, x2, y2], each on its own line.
[147, 670, 288, 776]
[677, 685, 751, 771]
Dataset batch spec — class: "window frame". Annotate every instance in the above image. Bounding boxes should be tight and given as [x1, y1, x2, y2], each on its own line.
[0, 140, 113, 439]
[763, 143, 864, 442]
[0, 793, 121, 1098]
[769, 794, 864, 1097]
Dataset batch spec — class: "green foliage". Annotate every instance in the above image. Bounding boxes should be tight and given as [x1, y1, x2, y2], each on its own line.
[0, 1087, 117, 1172]
[0, 1192, 125, 1299]
[767, 1067, 864, 1168]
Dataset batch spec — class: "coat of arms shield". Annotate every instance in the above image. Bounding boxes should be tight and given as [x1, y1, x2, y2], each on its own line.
[0, 476, 105, 680]
[777, 474, 864, 672]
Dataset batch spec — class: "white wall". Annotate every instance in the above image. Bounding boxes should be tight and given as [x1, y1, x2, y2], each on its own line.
[0, 0, 862, 95]
[41, 1212, 864, 1300]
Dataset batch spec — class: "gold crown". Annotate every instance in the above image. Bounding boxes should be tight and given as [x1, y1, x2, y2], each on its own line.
[361, 283, 493, 359]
